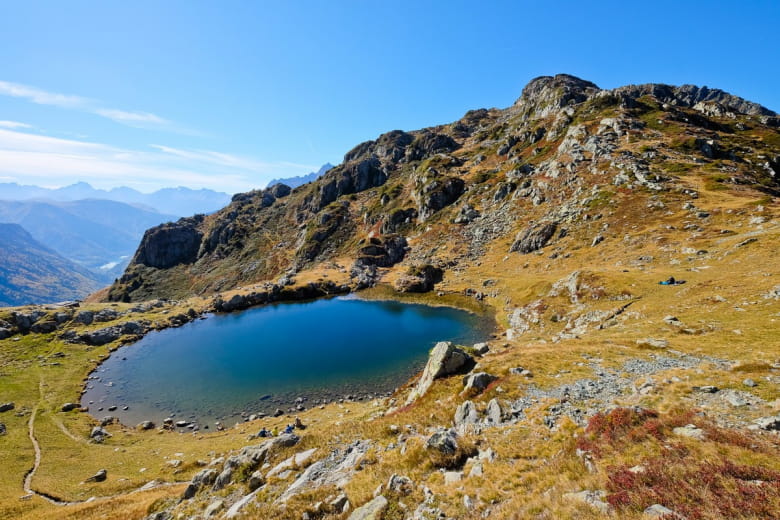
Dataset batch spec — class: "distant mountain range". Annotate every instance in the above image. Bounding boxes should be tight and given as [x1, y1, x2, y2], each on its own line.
[0, 199, 178, 283]
[266, 163, 334, 189]
[0, 223, 102, 306]
[0, 182, 231, 217]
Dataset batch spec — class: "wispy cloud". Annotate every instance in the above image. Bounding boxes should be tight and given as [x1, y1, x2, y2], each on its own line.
[95, 109, 168, 126]
[0, 80, 88, 108]
[0, 120, 32, 129]
[150, 144, 316, 173]
[0, 80, 174, 131]
[0, 128, 315, 193]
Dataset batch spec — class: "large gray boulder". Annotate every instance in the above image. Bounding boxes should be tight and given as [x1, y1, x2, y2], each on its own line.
[406, 342, 475, 404]
[454, 400, 479, 429]
[426, 429, 459, 456]
[462, 372, 498, 395]
[182, 468, 217, 499]
[510, 221, 558, 254]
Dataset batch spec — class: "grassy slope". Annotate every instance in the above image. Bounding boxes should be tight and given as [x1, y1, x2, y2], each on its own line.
[1, 85, 779, 518]
[0, 194, 777, 519]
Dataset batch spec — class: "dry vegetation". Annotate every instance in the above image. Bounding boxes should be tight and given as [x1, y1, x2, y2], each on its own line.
[1, 76, 779, 519]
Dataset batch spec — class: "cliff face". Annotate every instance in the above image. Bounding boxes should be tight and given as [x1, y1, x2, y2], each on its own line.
[108, 74, 778, 302]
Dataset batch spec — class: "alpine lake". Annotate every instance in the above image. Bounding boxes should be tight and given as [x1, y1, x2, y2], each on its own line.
[81, 295, 493, 430]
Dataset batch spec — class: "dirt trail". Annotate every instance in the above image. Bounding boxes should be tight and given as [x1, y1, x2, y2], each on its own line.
[21, 378, 185, 509]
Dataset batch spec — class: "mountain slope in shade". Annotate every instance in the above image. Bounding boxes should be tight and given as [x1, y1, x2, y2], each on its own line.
[0, 199, 177, 280]
[0, 223, 102, 306]
[0, 182, 231, 217]
[266, 163, 334, 189]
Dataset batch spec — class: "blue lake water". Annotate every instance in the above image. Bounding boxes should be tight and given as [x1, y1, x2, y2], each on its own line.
[81, 296, 492, 428]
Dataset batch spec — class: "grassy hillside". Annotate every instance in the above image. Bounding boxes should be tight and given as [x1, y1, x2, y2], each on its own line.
[0, 75, 778, 519]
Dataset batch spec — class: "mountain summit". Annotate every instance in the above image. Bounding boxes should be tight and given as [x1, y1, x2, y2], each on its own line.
[108, 74, 778, 302]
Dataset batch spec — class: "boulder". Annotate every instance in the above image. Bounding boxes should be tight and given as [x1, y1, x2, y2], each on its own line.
[462, 372, 498, 395]
[644, 504, 679, 518]
[453, 204, 480, 224]
[182, 468, 218, 499]
[12, 311, 45, 332]
[387, 474, 414, 495]
[82, 326, 122, 346]
[510, 221, 558, 254]
[562, 490, 609, 513]
[426, 429, 459, 456]
[0, 402, 14, 413]
[94, 309, 119, 322]
[0, 423, 6, 435]
[61, 402, 79, 412]
[472, 342, 490, 355]
[84, 469, 107, 483]
[75, 311, 94, 325]
[485, 398, 510, 425]
[393, 264, 443, 293]
[672, 424, 705, 440]
[90, 426, 110, 442]
[266, 448, 318, 478]
[30, 320, 58, 334]
[406, 342, 475, 404]
[636, 338, 669, 349]
[247, 470, 265, 491]
[347, 496, 388, 520]
[204, 499, 225, 518]
[137, 421, 155, 430]
[454, 400, 479, 429]
[754, 416, 780, 431]
[121, 321, 144, 335]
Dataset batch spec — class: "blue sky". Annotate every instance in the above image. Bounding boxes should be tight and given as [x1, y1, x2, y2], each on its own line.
[0, 1, 777, 193]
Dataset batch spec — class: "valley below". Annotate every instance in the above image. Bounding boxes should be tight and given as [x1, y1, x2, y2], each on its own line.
[1, 74, 779, 520]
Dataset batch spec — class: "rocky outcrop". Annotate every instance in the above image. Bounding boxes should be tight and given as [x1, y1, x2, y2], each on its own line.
[393, 264, 443, 293]
[405, 131, 460, 161]
[612, 83, 776, 117]
[381, 208, 418, 233]
[510, 221, 558, 253]
[406, 342, 475, 404]
[279, 440, 370, 502]
[353, 235, 408, 269]
[414, 175, 465, 221]
[513, 74, 600, 119]
[314, 158, 388, 211]
[131, 215, 204, 269]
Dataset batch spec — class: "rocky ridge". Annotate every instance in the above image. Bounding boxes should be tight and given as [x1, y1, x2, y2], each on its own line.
[108, 74, 778, 303]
